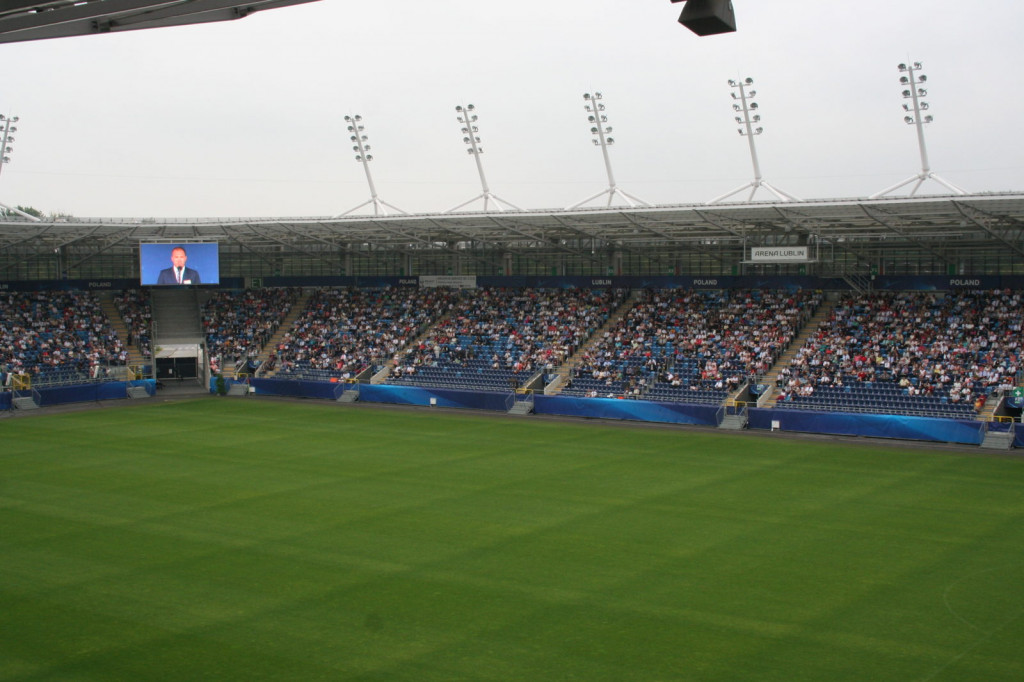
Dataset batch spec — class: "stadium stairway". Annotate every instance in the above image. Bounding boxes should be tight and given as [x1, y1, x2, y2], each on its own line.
[151, 288, 203, 344]
[507, 399, 534, 416]
[372, 310, 454, 384]
[758, 297, 836, 405]
[337, 390, 359, 403]
[544, 289, 644, 395]
[13, 395, 39, 410]
[249, 288, 313, 378]
[980, 427, 1014, 450]
[724, 384, 749, 409]
[977, 393, 1003, 422]
[718, 413, 746, 430]
[225, 382, 250, 397]
[97, 291, 147, 369]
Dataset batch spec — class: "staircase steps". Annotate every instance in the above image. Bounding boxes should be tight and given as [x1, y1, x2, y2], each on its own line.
[718, 413, 746, 430]
[758, 299, 836, 405]
[13, 396, 39, 410]
[980, 429, 1014, 450]
[508, 399, 534, 415]
[97, 291, 147, 368]
[977, 392, 1004, 422]
[545, 289, 644, 395]
[372, 310, 454, 385]
[151, 289, 203, 345]
[251, 289, 314, 378]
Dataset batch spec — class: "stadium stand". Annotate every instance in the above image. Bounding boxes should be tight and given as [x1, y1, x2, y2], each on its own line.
[562, 288, 824, 402]
[0, 290, 127, 385]
[773, 289, 1022, 418]
[112, 289, 153, 361]
[202, 287, 302, 375]
[5, 282, 1021, 441]
[388, 287, 628, 393]
[273, 287, 458, 381]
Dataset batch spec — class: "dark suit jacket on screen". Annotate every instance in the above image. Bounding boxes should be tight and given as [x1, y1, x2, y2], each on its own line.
[156, 266, 202, 285]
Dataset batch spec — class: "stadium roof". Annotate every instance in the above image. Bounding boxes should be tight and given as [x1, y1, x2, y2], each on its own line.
[0, 0, 320, 43]
[3, 193, 1023, 266]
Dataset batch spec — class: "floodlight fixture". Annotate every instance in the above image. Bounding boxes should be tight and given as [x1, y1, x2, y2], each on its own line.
[0, 114, 39, 222]
[709, 77, 799, 204]
[568, 91, 649, 209]
[870, 60, 967, 198]
[444, 103, 520, 213]
[335, 113, 405, 218]
[0, 114, 18, 174]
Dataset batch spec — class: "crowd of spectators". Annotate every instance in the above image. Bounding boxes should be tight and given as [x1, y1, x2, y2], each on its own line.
[113, 289, 152, 359]
[1, 290, 128, 385]
[274, 287, 457, 379]
[388, 287, 626, 387]
[565, 288, 823, 400]
[4, 285, 1020, 419]
[775, 289, 1022, 411]
[203, 288, 301, 374]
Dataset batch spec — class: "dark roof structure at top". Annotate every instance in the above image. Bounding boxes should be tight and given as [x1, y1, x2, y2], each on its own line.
[2, 193, 1023, 267]
[0, 0, 321, 44]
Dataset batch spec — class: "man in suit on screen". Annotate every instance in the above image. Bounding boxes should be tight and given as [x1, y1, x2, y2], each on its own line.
[156, 246, 202, 285]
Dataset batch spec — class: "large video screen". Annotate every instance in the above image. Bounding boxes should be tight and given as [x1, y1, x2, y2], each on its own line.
[139, 242, 220, 286]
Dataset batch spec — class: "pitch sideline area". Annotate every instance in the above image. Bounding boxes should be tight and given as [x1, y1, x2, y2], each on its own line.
[2, 399, 1022, 681]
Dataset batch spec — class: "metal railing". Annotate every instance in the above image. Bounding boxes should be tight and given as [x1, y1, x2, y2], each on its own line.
[772, 401, 979, 419]
[841, 272, 873, 293]
[977, 419, 1016, 445]
[516, 388, 536, 406]
[735, 405, 749, 427]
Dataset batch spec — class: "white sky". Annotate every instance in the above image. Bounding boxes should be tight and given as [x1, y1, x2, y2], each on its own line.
[1, 0, 1022, 218]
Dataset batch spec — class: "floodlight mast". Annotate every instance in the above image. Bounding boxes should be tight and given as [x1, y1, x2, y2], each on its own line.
[871, 61, 966, 198]
[709, 77, 799, 204]
[335, 114, 405, 218]
[445, 104, 520, 213]
[0, 114, 39, 222]
[567, 92, 649, 209]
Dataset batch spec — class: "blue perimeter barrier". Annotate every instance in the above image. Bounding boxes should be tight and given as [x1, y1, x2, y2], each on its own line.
[10, 377, 1013, 448]
[358, 384, 513, 411]
[250, 379, 1007, 446]
[250, 380, 514, 412]
[249, 378, 347, 401]
[7, 380, 157, 408]
[252, 381, 723, 426]
[253, 376, 729, 419]
[534, 395, 721, 426]
[747, 407, 984, 446]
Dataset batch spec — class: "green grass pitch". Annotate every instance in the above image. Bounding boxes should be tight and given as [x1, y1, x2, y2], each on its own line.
[2, 398, 1022, 681]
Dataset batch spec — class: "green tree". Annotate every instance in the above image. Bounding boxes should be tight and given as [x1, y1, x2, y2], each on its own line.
[16, 205, 43, 218]
[0, 205, 43, 219]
